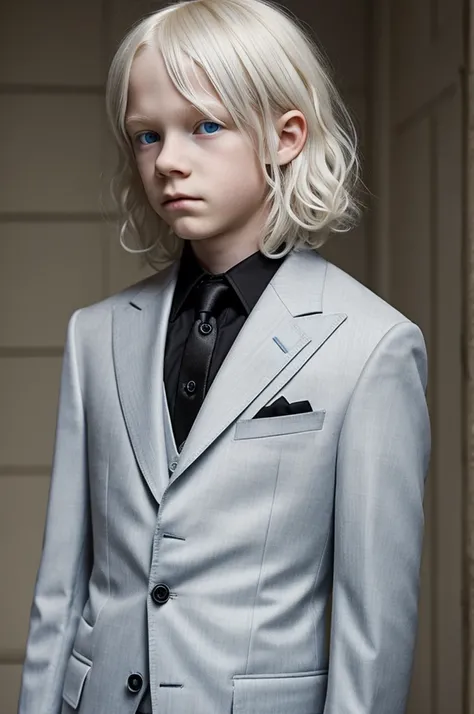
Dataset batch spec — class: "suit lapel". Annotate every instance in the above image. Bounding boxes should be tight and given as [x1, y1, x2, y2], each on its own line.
[112, 261, 179, 503]
[112, 246, 347, 502]
[171, 248, 347, 483]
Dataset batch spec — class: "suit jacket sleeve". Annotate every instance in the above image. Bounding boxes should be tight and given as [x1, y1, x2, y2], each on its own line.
[18, 309, 92, 714]
[322, 320, 431, 714]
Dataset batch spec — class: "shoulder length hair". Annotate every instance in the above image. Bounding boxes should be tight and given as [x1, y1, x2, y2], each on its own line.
[105, 0, 362, 271]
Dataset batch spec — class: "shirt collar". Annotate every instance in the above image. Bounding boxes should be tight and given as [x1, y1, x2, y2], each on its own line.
[169, 240, 288, 321]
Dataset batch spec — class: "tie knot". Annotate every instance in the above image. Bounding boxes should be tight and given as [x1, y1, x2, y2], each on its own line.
[194, 277, 230, 320]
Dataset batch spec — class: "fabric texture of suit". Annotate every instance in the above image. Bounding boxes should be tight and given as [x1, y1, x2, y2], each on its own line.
[18, 245, 431, 714]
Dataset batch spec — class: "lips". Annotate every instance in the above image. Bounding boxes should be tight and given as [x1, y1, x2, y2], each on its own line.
[162, 195, 197, 204]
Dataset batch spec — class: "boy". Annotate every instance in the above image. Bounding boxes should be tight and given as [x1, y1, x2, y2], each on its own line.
[18, 1, 430, 713]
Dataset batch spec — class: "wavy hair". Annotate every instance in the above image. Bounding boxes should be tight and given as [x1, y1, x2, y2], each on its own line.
[105, 0, 362, 270]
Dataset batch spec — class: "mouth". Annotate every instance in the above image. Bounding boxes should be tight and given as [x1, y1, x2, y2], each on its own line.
[162, 197, 201, 210]
[162, 194, 198, 204]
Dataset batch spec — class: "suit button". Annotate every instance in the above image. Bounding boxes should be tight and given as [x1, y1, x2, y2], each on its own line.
[127, 673, 143, 693]
[152, 583, 170, 605]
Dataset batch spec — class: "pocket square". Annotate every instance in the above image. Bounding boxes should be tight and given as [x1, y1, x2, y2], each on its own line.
[253, 396, 313, 419]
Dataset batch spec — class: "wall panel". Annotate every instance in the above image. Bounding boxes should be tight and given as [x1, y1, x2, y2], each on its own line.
[378, 0, 465, 711]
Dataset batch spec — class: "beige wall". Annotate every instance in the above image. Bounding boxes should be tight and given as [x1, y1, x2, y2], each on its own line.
[388, 1, 464, 712]
[363, 0, 465, 710]
[2, 0, 464, 713]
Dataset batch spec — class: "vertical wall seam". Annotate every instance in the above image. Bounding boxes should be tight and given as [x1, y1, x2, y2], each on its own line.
[429, 109, 440, 714]
[431, 0, 440, 43]
[461, 0, 471, 711]
[100, 0, 111, 299]
[366, 0, 391, 299]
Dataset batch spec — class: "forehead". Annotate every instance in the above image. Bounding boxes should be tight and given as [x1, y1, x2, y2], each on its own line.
[126, 45, 223, 116]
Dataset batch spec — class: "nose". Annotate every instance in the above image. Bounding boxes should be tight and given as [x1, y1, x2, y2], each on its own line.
[154, 135, 190, 177]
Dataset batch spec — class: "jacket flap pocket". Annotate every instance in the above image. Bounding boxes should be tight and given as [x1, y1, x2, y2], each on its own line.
[232, 670, 328, 714]
[234, 409, 326, 440]
[62, 652, 91, 710]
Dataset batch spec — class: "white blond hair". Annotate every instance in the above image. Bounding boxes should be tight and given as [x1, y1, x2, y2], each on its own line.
[105, 0, 362, 270]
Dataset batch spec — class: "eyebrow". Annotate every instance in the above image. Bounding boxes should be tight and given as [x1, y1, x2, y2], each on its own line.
[125, 102, 226, 130]
[125, 114, 155, 129]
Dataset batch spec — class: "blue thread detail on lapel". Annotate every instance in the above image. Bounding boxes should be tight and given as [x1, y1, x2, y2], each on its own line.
[272, 336, 288, 353]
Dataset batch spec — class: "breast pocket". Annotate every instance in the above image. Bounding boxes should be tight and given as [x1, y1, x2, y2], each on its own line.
[234, 409, 326, 440]
[232, 670, 328, 714]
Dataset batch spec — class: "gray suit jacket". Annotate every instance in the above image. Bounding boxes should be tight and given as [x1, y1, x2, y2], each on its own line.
[18, 246, 431, 714]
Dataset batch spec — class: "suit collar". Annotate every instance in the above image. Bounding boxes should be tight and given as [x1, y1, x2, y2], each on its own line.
[270, 246, 326, 316]
[127, 244, 325, 317]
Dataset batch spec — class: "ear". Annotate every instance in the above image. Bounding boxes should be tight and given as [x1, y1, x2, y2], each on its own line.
[273, 110, 308, 166]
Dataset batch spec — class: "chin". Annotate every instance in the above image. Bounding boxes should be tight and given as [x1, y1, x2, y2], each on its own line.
[172, 224, 220, 242]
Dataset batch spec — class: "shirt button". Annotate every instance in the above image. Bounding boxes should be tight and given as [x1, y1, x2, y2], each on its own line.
[127, 673, 143, 693]
[185, 380, 196, 394]
[169, 461, 178, 472]
[152, 583, 170, 605]
[199, 322, 213, 335]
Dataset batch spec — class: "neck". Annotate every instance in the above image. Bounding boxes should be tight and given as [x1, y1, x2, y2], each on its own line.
[187, 236, 261, 274]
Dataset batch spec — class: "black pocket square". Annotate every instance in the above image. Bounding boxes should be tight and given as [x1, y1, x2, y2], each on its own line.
[253, 396, 313, 419]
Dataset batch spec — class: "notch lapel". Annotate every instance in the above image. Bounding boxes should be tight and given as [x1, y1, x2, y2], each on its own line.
[112, 261, 179, 503]
[171, 248, 347, 483]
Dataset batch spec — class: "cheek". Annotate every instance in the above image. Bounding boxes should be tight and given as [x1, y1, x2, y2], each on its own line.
[221, 170, 267, 209]
[216, 149, 266, 197]
[133, 146, 158, 177]
[136, 157, 152, 183]
[135, 160, 159, 202]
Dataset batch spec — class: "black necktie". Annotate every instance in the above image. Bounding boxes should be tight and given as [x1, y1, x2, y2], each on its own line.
[173, 276, 230, 452]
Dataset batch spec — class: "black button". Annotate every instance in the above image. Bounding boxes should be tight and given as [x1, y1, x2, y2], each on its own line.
[152, 583, 170, 605]
[199, 322, 213, 335]
[127, 673, 143, 693]
[185, 380, 196, 394]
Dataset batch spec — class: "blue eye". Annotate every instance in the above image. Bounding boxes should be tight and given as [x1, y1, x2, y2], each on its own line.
[137, 131, 158, 145]
[197, 121, 221, 135]
[135, 121, 221, 146]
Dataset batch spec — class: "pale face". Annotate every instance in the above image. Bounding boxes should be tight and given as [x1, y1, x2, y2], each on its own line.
[125, 46, 271, 264]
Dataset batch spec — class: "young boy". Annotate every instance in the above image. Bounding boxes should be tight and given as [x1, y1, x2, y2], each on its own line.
[18, 1, 431, 713]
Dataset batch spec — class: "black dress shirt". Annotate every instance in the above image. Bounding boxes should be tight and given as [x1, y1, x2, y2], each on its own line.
[164, 240, 288, 446]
